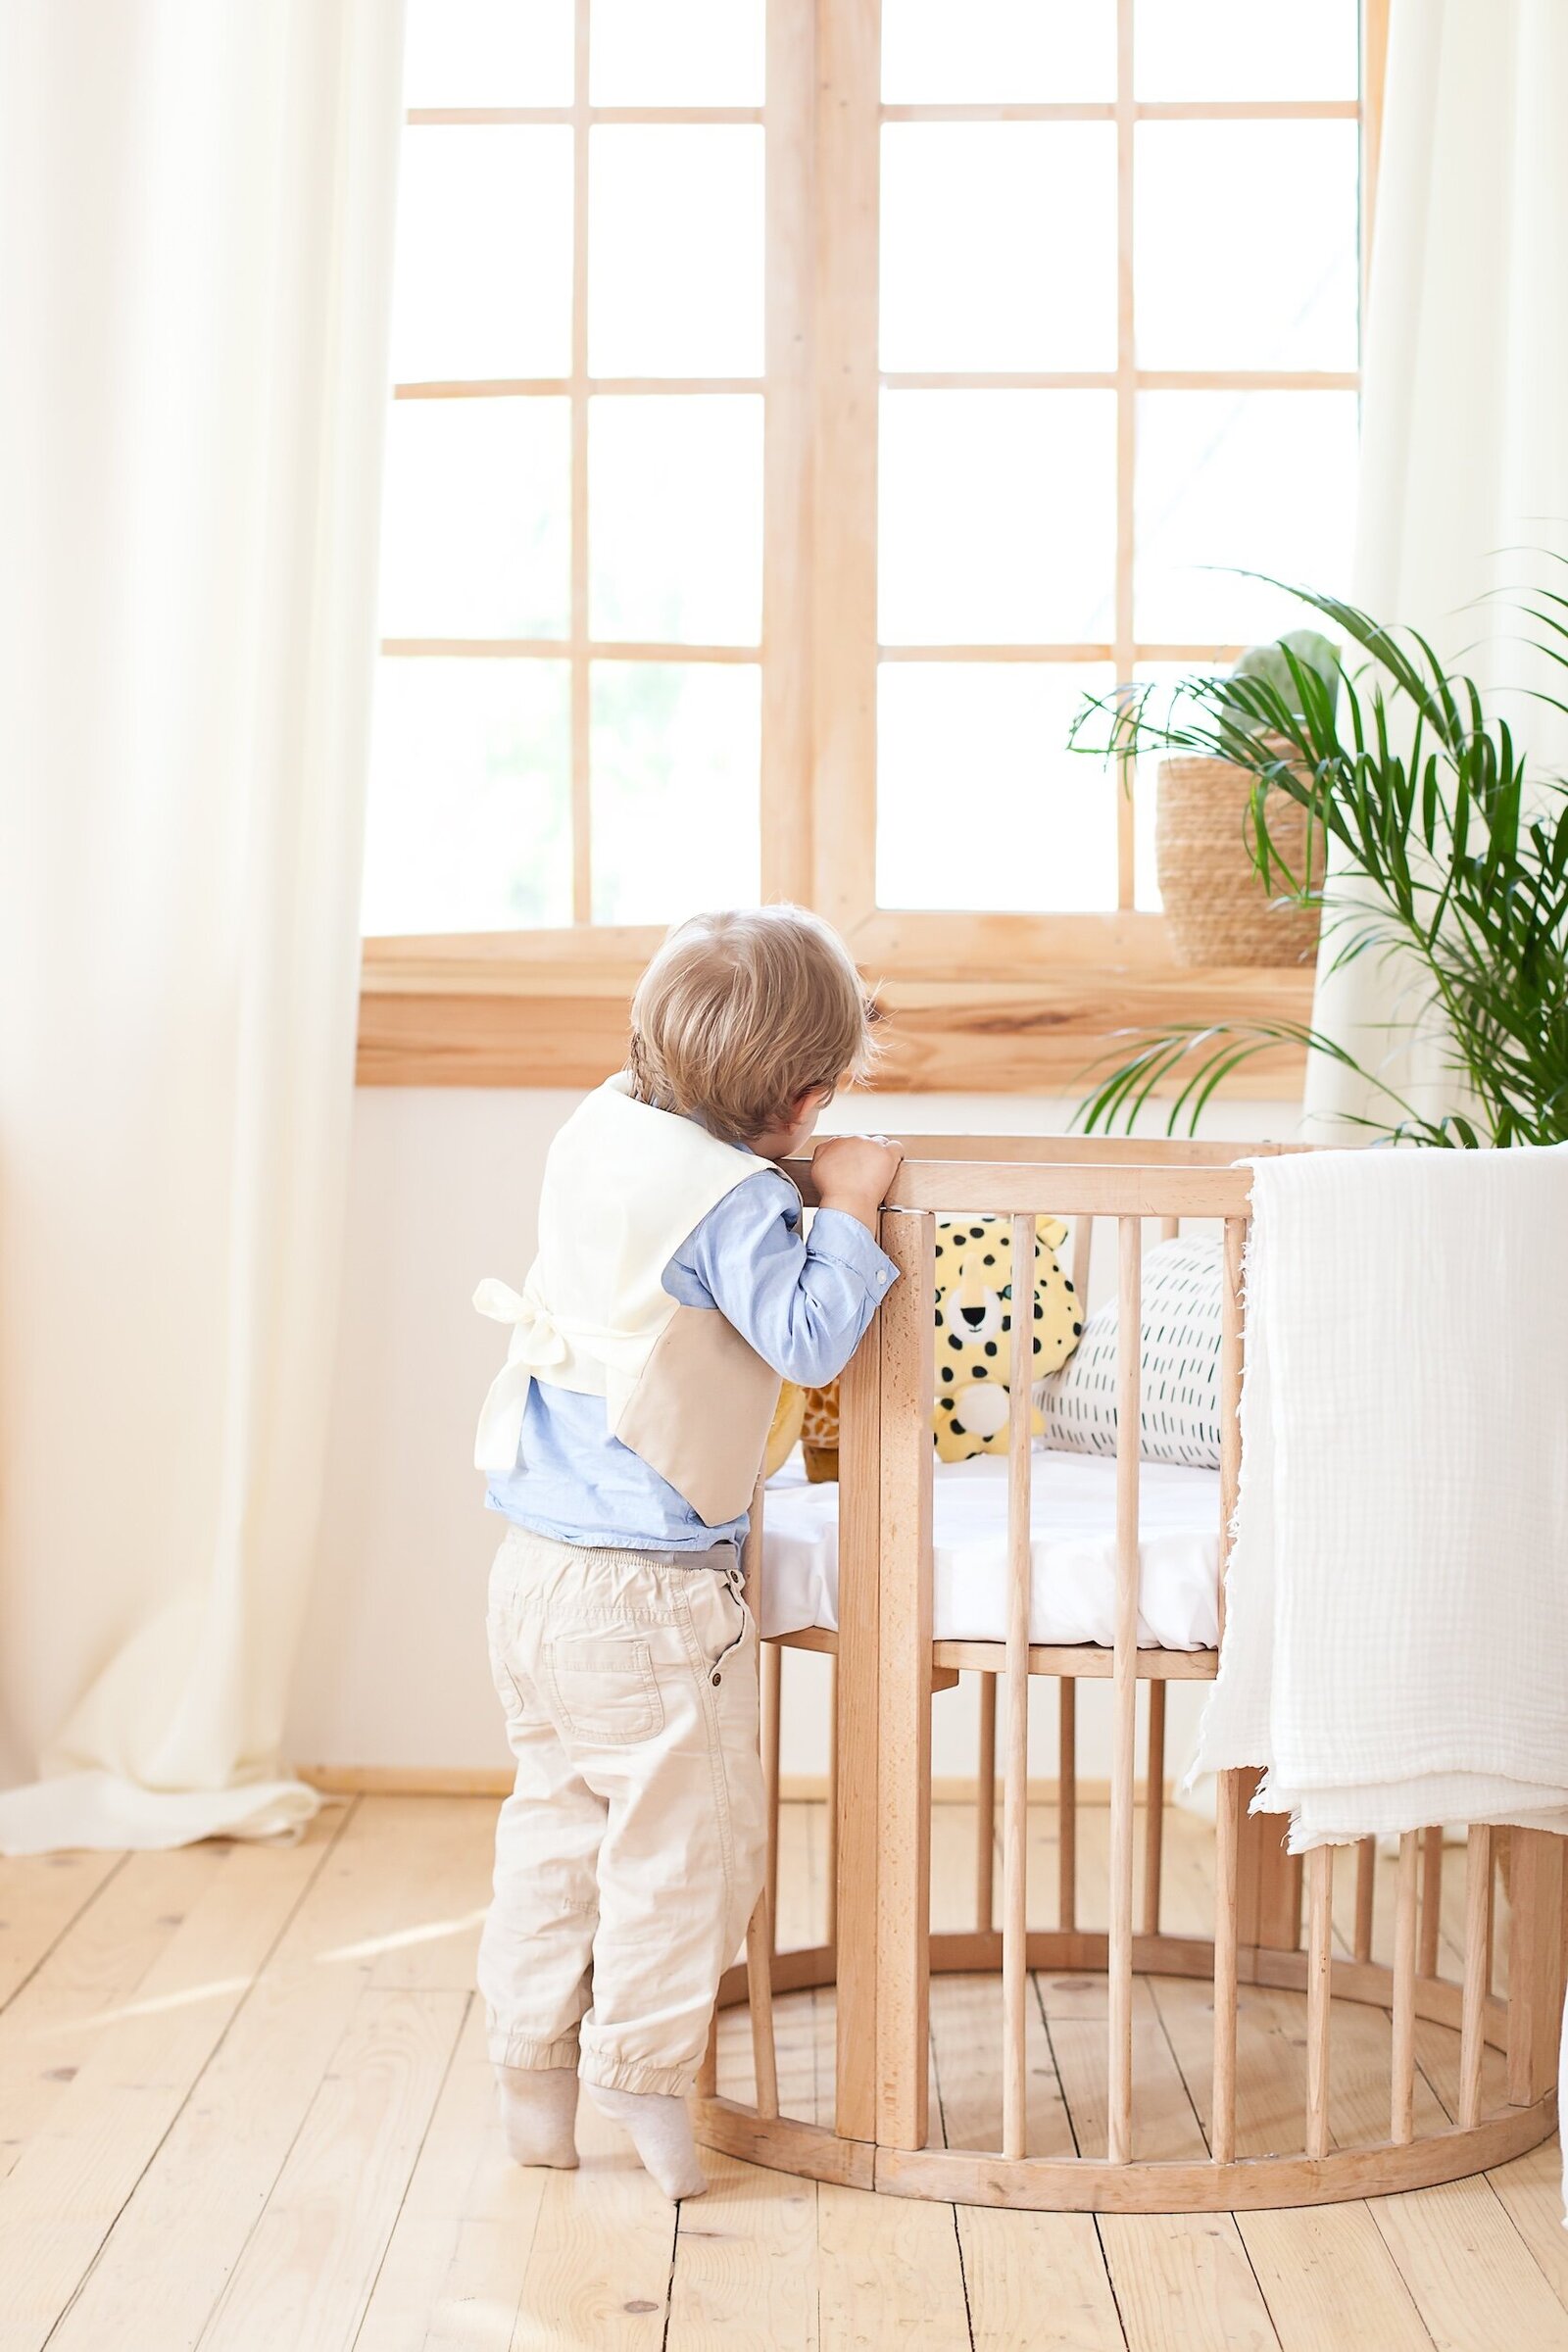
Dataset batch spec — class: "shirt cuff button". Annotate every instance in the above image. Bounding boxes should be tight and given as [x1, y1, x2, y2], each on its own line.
[875, 1269, 888, 1285]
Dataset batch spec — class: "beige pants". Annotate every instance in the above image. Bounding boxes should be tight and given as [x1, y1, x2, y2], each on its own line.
[477, 1525, 766, 2095]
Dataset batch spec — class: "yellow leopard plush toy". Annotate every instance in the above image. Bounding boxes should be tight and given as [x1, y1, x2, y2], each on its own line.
[792, 1215, 1084, 1476]
[934, 1215, 1081, 1461]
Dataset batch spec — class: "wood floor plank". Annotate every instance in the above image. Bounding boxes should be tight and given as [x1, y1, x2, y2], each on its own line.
[817, 2180, 972, 2352]
[959, 2204, 1126, 2352]
[509, 2079, 678, 2351]
[200, 1983, 466, 2352]
[1372, 2177, 1568, 2352]
[1150, 1975, 1435, 2352]
[0, 1851, 123, 2015]
[1240, 2206, 1434, 2352]
[1098, 2213, 1281, 2352]
[354, 1998, 547, 2352]
[5, 1794, 1557, 2352]
[0, 1815, 340, 2352]
[366, 1799, 495, 1992]
[0, 1841, 232, 2181]
[929, 1970, 1075, 2160]
[1485, 2144, 1568, 2316]
[666, 2151, 818, 2351]
[1041, 1973, 1281, 2352]
[43, 1796, 476, 2352]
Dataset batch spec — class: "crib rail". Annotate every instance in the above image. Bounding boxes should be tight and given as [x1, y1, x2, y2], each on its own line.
[695, 1140, 1565, 2212]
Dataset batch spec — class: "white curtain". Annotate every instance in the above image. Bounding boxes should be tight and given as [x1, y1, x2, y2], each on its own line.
[0, 1, 405, 1850]
[1305, 0, 1568, 1135]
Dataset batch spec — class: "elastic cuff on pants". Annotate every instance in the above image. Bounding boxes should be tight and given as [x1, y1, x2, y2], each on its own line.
[580, 2053, 696, 2098]
[488, 2029, 581, 2072]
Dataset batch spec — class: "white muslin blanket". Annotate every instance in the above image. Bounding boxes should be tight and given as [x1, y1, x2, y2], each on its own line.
[1191, 1146, 1568, 1850]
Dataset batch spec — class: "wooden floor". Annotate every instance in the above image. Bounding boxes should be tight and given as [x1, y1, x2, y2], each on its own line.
[0, 1795, 1562, 2352]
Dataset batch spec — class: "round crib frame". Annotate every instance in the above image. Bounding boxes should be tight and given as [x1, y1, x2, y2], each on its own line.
[692, 1137, 1565, 2212]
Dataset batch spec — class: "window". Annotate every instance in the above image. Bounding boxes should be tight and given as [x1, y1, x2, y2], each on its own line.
[362, 1, 1382, 1087]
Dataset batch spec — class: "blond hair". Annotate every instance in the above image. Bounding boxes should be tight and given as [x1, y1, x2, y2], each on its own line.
[627, 906, 879, 1146]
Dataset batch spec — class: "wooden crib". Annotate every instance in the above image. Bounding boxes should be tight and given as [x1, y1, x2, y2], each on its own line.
[692, 1136, 1565, 2211]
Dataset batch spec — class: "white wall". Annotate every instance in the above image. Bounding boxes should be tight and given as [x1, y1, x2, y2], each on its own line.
[286, 1087, 1300, 1787]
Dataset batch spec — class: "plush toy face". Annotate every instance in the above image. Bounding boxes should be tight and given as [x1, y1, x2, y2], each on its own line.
[794, 1213, 1084, 1477]
[933, 1215, 1080, 1462]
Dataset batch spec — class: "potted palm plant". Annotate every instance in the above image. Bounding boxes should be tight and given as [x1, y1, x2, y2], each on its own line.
[1070, 579, 1568, 1145]
[1152, 629, 1338, 967]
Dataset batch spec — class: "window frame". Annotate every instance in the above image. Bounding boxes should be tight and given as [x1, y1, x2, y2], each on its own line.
[361, 0, 1388, 1092]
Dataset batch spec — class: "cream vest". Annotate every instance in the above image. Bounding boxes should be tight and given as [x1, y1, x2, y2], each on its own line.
[473, 1075, 787, 1527]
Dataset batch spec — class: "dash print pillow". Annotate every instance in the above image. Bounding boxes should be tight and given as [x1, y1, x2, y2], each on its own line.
[1036, 1235, 1222, 1469]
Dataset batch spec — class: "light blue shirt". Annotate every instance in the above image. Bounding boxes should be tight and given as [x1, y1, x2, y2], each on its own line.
[484, 1170, 899, 1551]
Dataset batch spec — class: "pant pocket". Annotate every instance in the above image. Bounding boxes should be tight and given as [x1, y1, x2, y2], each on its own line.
[545, 1635, 665, 1744]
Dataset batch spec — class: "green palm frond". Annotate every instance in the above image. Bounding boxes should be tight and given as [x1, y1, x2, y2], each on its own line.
[1070, 573, 1568, 1146]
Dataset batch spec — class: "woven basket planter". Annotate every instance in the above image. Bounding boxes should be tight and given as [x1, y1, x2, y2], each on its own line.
[1155, 746, 1323, 968]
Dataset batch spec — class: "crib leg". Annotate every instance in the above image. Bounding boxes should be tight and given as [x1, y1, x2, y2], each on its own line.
[975, 1670, 997, 1933]
[1507, 1827, 1565, 2107]
[1237, 1796, 1303, 1953]
[872, 1209, 935, 2152]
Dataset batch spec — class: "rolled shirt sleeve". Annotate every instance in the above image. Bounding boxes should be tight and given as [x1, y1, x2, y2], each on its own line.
[663, 1171, 901, 1388]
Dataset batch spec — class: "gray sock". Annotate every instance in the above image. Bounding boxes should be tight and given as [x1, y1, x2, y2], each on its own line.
[496, 2063, 579, 2169]
[584, 2080, 708, 2199]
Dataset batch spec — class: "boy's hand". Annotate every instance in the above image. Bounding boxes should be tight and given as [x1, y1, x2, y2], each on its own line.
[811, 1134, 904, 1233]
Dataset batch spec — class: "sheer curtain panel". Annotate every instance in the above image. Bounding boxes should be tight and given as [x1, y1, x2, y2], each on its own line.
[0, 0, 405, 1849]
[1306, 0, 1568, 1134]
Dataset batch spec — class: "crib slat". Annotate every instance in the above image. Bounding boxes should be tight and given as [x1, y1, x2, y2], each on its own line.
[1212, 1768, 1242, 2164]
[834, 1294, 882, 2139]
[1157, 1215, 1180, 1242]
[697, 2010, 718, 2099]
[1459, 1825, 1492, 2128]
[1419, 1823, 1443, 1982]
[741, 1467, 780, 2113]
[1353, 1838, 1376, 1962]
[976, 1670, 997, 1932]
[1002, 1213, 1036, 2160]
[746, 1894, 780, 2119]
[1058, 1678, 1077, 1933]
[762, 1641, 782, 1956]
[1107, 1215, 1142, 2164]
[1142, 1679, 1166, 1936]
[1305, 1845, 1334, 2159]
[1210, 1213, 1246, 2165]
[826, 1650, 839, 1949]
[1216, 1216, 1245, 1647]
[1071, 1210, 1094, 1306]
[1392, 1830, 1419, 2144]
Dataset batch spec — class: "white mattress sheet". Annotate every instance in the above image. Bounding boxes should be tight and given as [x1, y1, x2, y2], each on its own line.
[760, 1449, 1222, 1651]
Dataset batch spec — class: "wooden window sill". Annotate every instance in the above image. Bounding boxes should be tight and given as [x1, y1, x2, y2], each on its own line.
[357, 940, 1312, 1095]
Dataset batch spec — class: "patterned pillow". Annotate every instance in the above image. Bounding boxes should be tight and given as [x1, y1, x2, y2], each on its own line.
[1036, 1235, 1222, 1469]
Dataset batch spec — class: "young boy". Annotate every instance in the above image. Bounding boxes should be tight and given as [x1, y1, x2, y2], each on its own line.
[472, 906, 903, 2199]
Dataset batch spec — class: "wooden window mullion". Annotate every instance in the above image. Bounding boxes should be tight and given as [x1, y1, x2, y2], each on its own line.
[1114, 0, 1137, 911]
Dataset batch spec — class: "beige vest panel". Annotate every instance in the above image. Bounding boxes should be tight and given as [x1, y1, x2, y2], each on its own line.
[474, 1076, 787, 1526]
